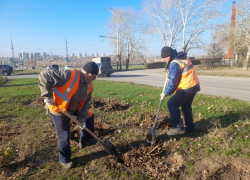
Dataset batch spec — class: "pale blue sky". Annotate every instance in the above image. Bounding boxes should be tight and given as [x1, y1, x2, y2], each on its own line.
[0, 0, 232, 58]
[0, 0, 144, 57]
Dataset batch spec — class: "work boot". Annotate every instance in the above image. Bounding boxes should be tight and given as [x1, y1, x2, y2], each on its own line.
[167, 128, 185, 136]
[79, 139, 97, 149]
[60, 162, 74, 169]
[185, 127, 194, 134]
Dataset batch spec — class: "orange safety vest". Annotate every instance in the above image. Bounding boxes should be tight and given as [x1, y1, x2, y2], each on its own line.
[170, 58, 199, 94]
[47, 69, 93, 117]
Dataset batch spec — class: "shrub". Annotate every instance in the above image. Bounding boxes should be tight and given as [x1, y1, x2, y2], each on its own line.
[0, 76, 8, 84]
[145, 62, 166, 69]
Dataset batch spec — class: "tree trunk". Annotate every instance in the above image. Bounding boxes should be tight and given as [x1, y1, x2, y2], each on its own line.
[243, 49, 250, 71]
[126, 59, 129, 70]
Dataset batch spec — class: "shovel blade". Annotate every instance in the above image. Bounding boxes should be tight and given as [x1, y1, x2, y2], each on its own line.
[102, 138, 117, 155]
[146, 127, 159, 144]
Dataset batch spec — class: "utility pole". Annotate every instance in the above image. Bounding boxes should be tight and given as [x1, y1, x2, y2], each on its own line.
[11, 35, 15, 66]
[104, 7, 121, 70]
[50, 49, 52, 62]
[126, 36, 129, 70]
[66, 38, 69, 65]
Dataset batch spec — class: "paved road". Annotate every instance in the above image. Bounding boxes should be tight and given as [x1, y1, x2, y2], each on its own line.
[7, 68, 250, 102]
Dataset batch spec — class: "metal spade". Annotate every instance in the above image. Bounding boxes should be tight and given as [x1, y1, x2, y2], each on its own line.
[53, 103, 117, 155]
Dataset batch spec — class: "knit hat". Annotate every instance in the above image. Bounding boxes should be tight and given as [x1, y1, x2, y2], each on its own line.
[82, 62, 99, 75]
[161, 46, 173, 58]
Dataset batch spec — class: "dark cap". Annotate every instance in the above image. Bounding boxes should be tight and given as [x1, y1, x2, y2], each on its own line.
[161, 46, 173, 58]
[82, 62, 99, 75]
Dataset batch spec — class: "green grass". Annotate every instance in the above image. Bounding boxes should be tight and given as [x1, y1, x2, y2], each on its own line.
[12, 69, 42, 75]
[1, 78, 250, 179]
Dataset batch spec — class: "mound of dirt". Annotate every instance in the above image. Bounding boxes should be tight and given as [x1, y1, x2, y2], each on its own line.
[104, 142, 182, 179]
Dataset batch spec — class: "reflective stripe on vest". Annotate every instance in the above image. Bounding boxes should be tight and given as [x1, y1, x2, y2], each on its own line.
[171, 59, 199, 93]
[47, 70, 80, 112]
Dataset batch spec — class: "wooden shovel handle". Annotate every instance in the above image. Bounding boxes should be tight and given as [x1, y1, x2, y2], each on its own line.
[52, 103, 105, 145]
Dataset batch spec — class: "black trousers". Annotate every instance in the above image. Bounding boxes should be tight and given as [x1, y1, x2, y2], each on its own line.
[50, 113, 94, 163]
[167, 90, 197, 132]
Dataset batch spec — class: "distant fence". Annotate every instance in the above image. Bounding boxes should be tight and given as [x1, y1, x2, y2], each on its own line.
[193, 58, 244, 68]
[144, 58, 246, 69]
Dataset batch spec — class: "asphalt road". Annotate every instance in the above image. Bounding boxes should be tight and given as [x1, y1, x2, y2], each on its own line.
[7, 68, 250, 102]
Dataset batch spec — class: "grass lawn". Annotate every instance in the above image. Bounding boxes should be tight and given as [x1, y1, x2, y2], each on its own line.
[0, 78, 250, 179]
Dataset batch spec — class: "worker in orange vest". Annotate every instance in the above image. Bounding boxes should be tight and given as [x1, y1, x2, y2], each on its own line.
[39, 62, 99, 169]
[160, 46, 200, 136]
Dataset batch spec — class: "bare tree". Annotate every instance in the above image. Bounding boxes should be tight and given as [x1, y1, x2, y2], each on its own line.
[206, 32, 224, 57]
[236, 0, 250, 70]
[142, 0, 182, 47]
[142, 0, 229, 52]
[205, 31, 224, 67]
[107, 8, 150, 70]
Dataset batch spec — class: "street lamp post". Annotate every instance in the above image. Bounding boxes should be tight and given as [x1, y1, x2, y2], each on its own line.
[104, 7, 121, 70]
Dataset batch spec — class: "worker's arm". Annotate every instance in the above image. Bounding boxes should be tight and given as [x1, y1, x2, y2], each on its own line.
[163, 62, 182, 95]
[38, 70, 71, 98]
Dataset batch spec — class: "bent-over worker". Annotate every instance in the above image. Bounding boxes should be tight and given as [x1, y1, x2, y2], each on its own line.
[38, 62, 99, 169]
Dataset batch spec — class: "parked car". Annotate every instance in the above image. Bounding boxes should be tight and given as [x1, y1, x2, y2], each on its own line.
[96, 63, 113, 77]
[0, 65, 13, 76]
[46, 64, 59, 71]
[51, 64, 59, 70]
[62, 65, 74, 70]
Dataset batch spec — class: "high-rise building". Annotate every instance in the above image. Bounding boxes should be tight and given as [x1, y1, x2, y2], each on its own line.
[71, 53, 75, 57]
[29, 53, 33, 59]
[33, 53, 40, 60]
[78, 53, 82, 58]
[22, 52, 29, 60]
[83, 53, 87, 57]
[95, 53, 98, 57]
[41, 52, 47, 60]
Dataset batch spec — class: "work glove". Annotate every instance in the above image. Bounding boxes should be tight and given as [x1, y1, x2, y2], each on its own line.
[44, 98, 54, 105]
[82, 122, 86, 128]
[160, 93, 166, 100]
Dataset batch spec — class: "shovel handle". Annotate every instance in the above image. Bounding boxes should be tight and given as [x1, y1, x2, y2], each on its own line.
[153, 99, 163, 128]
[52, 103, 106, 146]
[152, 77, 168, 129]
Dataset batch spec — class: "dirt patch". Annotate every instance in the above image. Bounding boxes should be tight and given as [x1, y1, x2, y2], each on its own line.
[118, 112, 173, 132]
[23, 97, 44, 107]
[186, 156, 250, 180]
[104, 141, 182, 179]
[92, 99, 130, 112]
[0, 126, 18, 141]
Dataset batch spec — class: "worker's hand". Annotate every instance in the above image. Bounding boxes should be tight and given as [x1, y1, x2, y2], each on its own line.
[160, 93, 166, 100]
[44, 98, 54, 105]
[82, 122, 86, 129]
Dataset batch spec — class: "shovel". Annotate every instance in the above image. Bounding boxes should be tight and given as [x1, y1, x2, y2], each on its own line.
[146, 78, 168, 144]
[53, 103, 117, 155]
